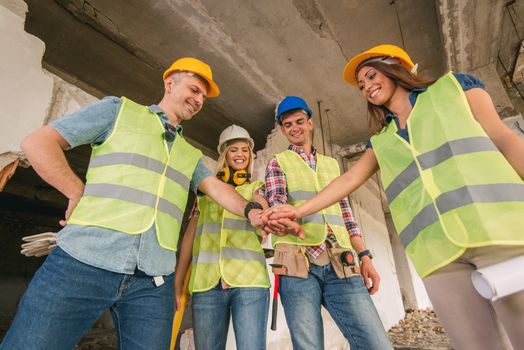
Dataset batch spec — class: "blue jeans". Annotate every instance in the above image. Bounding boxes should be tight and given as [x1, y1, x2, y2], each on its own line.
[0, 246, 174, 350]
[279, 263, 392, 350]
[191, 283, 269, 350]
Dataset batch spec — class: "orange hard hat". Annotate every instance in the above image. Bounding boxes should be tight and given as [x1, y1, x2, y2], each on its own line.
[342, 44, 416, 87]
[163, 57, 220, 97]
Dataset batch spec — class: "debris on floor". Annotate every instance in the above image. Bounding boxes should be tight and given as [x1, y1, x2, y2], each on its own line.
[388, 309, 453, 350]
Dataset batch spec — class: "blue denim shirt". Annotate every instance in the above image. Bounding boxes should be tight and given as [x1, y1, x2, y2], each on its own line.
[50, 97, 212, 276]
[366, 72, 485, 148]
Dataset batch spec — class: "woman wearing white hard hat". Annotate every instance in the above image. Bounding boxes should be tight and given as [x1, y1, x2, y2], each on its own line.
[175, 125, 270, 350]
[268, 44, 524, 350]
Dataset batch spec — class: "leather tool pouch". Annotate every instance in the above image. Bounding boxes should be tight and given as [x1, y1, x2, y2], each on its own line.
[272, 243, 309, 279]
[327, 247, 360, 279]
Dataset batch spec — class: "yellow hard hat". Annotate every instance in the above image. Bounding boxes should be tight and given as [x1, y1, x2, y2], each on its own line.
[163, 57, 220, 97]
[342, 44, 416, 87]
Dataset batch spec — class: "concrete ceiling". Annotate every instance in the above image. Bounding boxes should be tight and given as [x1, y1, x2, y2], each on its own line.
[24, 0, 445, 156]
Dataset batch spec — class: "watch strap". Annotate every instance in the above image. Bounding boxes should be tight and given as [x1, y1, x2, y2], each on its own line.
[244, 202, 263, 218]
[358, 249, 372, 261]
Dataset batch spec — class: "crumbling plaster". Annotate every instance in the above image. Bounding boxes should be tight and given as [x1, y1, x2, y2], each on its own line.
[437, 0, 504, 72]
[0, 1, 53, 156]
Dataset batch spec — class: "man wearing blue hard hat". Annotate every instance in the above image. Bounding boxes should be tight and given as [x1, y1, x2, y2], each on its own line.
[264, 96, 392, 349]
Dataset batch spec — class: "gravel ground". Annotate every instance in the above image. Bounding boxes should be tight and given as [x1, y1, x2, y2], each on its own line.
[388, 309, 453, 350]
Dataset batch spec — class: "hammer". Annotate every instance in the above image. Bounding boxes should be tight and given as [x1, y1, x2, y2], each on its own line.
[269, 263, 286, 331]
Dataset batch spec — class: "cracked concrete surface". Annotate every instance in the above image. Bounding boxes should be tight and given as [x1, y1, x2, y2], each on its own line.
[22, 0, 446, 152]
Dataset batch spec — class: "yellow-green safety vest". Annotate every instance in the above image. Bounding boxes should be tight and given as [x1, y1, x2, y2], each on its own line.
[272, 150, 352, 248]
[189, 181, 270, 293]
[68, 97, 202, 252]
[371, 72, 524, 278]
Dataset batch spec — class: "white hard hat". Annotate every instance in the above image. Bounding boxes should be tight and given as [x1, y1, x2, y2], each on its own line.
[217, 125, 254, 153]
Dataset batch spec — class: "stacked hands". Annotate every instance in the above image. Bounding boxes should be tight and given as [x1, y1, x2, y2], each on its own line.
[248, 205, 305, 240]
[247, 205, 380, 294]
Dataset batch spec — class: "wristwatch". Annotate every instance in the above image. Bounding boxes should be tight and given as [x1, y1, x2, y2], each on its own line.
[358, 249, 373, 262]
[244, 202, 263, 219]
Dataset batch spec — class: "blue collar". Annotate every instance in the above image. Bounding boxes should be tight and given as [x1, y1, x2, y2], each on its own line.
[385, 87, 427, 123]
[148, 104, 183, 135]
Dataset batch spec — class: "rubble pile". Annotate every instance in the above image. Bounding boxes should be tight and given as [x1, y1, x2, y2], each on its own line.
[388, 309, 453, 350]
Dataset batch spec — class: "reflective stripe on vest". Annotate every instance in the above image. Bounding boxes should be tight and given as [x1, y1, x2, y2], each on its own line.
[399, 183, 524, 247]
[272, 150, 351, 248]
[189, 181, 270, 293]
[385, 137, 498, 203]
[89, 152, 191, 189]
[82, 183, 184, 221]
[191, 247, 266, 265]
[371, 72, 524, 278]
[68, 97, 201, 251]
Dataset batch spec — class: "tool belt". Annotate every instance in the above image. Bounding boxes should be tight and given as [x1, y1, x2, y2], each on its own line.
[327, 247, 360, 279]
[272, 243, 360, 279]
[272, 244, 309, 278]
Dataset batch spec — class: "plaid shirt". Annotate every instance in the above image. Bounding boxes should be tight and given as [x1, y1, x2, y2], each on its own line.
[265, 144, 361, 259]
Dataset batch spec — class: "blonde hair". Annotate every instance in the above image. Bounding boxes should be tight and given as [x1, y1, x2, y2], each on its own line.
[215, 139, 254, 180]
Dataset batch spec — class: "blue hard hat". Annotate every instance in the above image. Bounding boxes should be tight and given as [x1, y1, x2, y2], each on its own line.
[275, 96, 313, 125]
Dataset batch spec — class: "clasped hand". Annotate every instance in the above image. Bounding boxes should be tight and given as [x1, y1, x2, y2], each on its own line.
[253, 205, 305, 240]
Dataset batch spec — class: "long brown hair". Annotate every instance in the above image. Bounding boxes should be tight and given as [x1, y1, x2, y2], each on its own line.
[357, 61, 436, 132]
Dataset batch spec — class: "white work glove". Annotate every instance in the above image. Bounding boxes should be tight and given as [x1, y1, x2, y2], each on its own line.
[21, 232, 57, 257]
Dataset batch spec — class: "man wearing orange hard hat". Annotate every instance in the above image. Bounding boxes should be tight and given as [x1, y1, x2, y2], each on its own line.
[1, 58, 269, 349]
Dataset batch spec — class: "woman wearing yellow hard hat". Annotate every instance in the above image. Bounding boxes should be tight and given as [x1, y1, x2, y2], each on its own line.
[174, 125, 270, 350]
[269, 44, 524, 350]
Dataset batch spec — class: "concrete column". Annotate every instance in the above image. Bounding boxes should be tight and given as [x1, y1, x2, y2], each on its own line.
[436, 0, 524, 139]
[387, 213, 432, 311]
[472, 63, 518, 118]
[471, 63, 524, 139]
[436, 0, 504, 72]
[0, 0, 53, 157]
[342, 157, 405, 330]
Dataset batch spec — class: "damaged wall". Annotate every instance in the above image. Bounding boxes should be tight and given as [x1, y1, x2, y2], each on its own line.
[4, 0, 523, 348]
[342, 159, 405, 330]
[0, 0, 53, 157]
